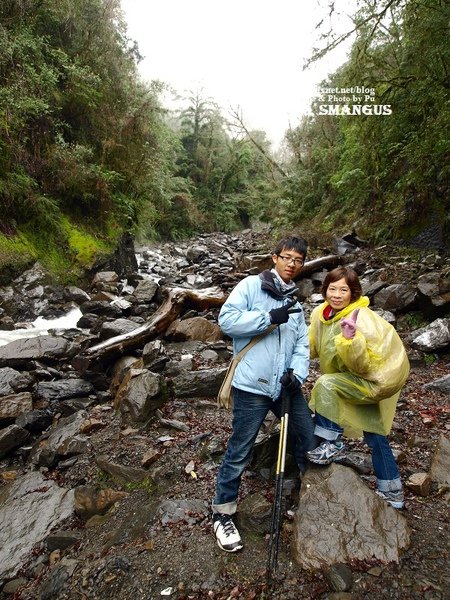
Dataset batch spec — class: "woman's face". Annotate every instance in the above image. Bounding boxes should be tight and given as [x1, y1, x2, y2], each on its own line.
[325, 277, 352, 311]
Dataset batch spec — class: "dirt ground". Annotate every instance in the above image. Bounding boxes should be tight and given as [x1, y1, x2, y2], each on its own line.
[7, 355, 450, 600]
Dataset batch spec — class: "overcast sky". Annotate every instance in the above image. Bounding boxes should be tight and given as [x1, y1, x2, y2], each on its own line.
[120, 0, 355, 148]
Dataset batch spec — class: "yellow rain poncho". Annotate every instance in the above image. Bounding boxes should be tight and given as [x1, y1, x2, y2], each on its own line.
[308, 296, 410, 437]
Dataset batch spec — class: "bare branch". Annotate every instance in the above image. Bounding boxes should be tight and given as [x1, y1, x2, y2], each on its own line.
[229, 107, 287, 177]
[303, 0, 399, 70]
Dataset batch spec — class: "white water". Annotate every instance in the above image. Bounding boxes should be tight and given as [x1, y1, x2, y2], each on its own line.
[0, 307, 83, 348]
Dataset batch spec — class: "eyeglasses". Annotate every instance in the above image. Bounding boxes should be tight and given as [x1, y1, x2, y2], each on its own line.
[277, 254, 304, 267]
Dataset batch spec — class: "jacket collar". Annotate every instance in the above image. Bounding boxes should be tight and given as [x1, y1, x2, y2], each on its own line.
[259, 269, 297, 300]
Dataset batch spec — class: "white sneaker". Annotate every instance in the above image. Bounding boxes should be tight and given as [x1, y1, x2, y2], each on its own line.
[212, 513, 243, 552]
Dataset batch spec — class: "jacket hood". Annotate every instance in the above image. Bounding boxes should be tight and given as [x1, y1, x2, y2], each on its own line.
[318, 296, 370, 324]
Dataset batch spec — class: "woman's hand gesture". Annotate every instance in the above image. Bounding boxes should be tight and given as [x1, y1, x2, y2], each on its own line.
[340, 309, 360, 339]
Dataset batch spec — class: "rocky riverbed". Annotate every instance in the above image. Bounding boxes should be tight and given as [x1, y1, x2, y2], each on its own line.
[0, 229, 449, 599]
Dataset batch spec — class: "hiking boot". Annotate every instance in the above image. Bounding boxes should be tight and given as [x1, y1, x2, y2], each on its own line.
[306, 440, 345, 465]
[376, 489, 405, 509]
[212, 513, 243, 552]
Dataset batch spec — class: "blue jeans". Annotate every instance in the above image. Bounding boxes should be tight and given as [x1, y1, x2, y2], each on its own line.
[314, 413, 402, 492]
[213, 386, 317, 515]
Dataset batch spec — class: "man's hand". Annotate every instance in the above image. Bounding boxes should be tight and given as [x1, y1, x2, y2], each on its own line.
[269, 299, 297, 324]
[280, 370, 301, 394]
[340, 309, 360, 339]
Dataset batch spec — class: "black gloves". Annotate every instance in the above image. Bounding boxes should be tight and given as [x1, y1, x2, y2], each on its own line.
[269, 299, 297, 324]
[280, 370, 301, 394]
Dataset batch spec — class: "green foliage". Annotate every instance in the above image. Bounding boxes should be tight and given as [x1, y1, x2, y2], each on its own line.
[282, 0, 449, 245]
[95, 468, 154, 493]
[61, 216, 114, 267]
[0, 0, 184, 265]
[122, 479, 155, 493]
[403, 313, 427, 330]
[0, 233, 37, 284]
[423, 353, 437, 366]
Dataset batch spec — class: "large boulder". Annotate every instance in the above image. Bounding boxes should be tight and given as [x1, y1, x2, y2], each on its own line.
[114, 368, 167, 423]
[374, 283, 417, 313]
[291, 464, 410, 569]
[0, 335, 71, 367]
[28, 410, 90, 467]
[0, 471, 74, 581]
[165, 316, 222, 343]
[171, 366, 227, 398]
[410, 318, 450, 352]
[416, 271, 450, 319]
[0, 367, 33, 396]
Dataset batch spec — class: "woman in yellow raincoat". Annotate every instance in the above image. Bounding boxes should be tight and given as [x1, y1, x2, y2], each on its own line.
[306, 267, 410, 508]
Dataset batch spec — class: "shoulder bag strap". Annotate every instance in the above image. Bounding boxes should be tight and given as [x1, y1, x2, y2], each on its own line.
[234, 323, 278, 361]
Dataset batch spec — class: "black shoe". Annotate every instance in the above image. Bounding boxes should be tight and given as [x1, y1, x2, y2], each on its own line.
[212, 512, 243, 552]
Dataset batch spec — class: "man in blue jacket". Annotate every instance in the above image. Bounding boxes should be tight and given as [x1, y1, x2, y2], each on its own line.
[212, 235, 316, 552]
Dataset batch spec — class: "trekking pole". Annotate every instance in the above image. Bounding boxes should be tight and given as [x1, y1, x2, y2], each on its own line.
[267, 372, 292, 582]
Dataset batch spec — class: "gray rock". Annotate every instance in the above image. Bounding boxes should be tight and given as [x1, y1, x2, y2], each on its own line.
[429, 434, 450, 486]
[235, 253, 272, 272]
[423, 373, 450, 394]
[132, 279, 159, 302]
[64, 286, 91, 304]
[0, 391, 33, 419]
[38, 560, 77, 600]
[95, 456, 152, 484]
[235, 492, 272, 534]
[374, 283, 417, 313]
[0, 424, 29, 458]
[158, 417, 190, 432]
[295, 278, 315, 301]
[114, 369, 167, 423]
[158, 499, 209, 525]
[99, 318, 141, 340]
[410, 318, 450, 352]
[324, 563, 354, 592]
[0, 471, 74, 580]
[79, 300, 122, 318]
[45, 530, 83, 551]
[186, 245, 209, 263]
[334, 237, 358, 255]
[0, 367, 33, 396]
[91, 271, 119, 286]
[172, 366, 227, 398]
[0, 335, 70, 367]
[363, 280, 387, 297]
[16, 409, 53, 433]
[29, 410, 88, 467]
[165, 316, 222, 343]
[291, 464, 410, 569]
[36, 378, 94, 401]
[416, 271, 450, 319]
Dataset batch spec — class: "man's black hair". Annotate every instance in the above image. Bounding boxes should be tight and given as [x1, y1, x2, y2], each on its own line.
[273, 236, 307, 258]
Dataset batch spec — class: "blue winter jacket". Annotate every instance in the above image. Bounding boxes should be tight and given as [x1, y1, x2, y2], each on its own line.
[218, 273, 309, 400]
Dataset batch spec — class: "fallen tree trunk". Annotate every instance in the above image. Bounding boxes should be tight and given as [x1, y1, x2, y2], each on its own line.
[295, 254, 342, 279]
[73, 286, 227, 371]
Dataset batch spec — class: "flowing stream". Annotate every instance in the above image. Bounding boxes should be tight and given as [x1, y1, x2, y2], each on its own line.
[0, 307, 83, 348]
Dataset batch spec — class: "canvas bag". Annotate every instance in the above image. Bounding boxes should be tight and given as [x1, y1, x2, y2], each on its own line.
[217, 325, 277, 409]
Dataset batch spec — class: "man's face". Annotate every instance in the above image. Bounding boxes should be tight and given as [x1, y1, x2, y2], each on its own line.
[272, 247, 304, 283]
